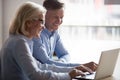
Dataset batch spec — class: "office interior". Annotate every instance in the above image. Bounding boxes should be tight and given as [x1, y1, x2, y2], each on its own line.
[0, 0, 120, 79]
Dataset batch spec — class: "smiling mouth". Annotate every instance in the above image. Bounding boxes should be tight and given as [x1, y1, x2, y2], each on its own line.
[53, 24, 59, 28]
[54, 24, 59, 26]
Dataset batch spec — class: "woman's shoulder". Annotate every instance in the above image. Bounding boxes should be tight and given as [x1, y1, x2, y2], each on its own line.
[10, 34, 28, 43]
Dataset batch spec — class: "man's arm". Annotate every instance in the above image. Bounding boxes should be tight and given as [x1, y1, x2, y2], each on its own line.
[33, 37, 79, 67]
[55, 33, 70, 62]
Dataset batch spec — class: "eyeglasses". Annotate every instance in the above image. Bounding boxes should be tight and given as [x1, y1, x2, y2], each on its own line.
[32, 18, 45, 25]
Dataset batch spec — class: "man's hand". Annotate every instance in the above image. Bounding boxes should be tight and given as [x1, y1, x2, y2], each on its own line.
[75, 61, 98, 74]
[82, 61, 98, 71]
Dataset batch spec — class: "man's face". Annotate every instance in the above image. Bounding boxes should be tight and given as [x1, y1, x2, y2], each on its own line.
[45, 8, 64, 32]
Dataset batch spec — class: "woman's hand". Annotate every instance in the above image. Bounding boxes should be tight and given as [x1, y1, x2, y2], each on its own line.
[69, 69, 85, 79]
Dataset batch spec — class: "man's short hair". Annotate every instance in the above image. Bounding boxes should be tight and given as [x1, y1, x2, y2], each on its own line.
[43, 0, 64, 10]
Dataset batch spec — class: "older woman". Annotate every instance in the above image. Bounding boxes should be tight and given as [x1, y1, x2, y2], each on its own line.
[0, 1, 95, 80]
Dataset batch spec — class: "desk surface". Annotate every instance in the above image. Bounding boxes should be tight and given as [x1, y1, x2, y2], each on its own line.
[101, 76, 120, 80]
[72, 76, 120, 80]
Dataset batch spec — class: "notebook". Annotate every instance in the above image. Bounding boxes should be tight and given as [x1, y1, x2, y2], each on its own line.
[75, 48, 119, 80]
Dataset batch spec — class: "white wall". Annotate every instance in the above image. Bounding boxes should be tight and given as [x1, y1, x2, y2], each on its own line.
[0, 0, 2, 48]
[2, 0, 43, 43]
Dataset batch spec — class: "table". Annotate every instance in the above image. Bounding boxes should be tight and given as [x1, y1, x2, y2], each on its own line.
[72, 76, 120, 80]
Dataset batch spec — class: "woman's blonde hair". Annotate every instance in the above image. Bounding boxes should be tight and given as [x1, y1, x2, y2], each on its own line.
[9, 1, 46, 36]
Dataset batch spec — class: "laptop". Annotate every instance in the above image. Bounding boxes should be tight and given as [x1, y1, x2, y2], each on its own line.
[75, 48, 119, 80]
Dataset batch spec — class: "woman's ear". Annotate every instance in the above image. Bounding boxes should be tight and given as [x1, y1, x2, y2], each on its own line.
[26, 20, 32, 27]
[25, 20, 33, 32]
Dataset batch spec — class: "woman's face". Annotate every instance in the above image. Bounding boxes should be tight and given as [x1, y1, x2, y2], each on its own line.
[26, 13, 45, 38]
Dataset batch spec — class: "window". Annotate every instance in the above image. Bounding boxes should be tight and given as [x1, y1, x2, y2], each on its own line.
[59, 0, 120, 63]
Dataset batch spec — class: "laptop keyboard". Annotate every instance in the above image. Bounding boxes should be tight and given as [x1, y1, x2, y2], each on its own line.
[74, 72, 96, 80]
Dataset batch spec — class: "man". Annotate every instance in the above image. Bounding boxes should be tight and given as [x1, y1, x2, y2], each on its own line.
[33, 0, 98, 69]
[33, 0, 72, 66]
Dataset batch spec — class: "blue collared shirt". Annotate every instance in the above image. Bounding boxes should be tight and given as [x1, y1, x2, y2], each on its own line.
[33, 28, 80, 67]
